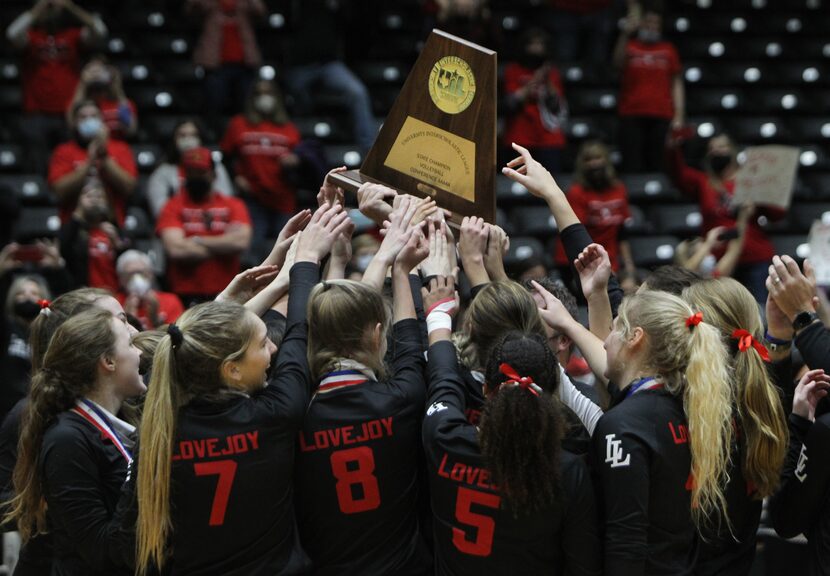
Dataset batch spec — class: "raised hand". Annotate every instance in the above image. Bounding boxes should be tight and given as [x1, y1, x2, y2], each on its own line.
[574, 243, 612, 299]
[295, 202, 352, 263]
[317, 166, 347, 208]
[215, 264, 280, 304]
[458, 216, 489, 266]
[421, 221, 454, 278]
[767, 255, 818, 321]
[395, 226, 429, 273]
[266, 209, 311, 268]
[501, 142, 562, 202]
[483, 224, 509, 282]
[531, 279, 577, 332]
[421, 275, 458, 318]
[357, 182, 396, 224]
[793, 369, 830, 422]
[377, 196, 423, 262]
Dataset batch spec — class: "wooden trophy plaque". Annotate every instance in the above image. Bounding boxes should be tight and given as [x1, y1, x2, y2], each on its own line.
[328, 29, 497, 224]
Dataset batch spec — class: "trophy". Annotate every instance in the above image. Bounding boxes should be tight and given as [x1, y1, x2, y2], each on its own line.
[327, 29, 497, 224]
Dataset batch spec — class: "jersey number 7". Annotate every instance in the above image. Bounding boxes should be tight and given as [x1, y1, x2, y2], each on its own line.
[331, 447, 381, 514]
[453, 487, 501, 556]
[195, 460, 238, 526]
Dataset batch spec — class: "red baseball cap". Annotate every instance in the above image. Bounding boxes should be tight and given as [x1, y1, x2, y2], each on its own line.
[181, 147, 213, 171]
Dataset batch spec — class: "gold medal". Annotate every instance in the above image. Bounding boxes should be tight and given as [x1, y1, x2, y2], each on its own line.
[428, 56, 476, 115]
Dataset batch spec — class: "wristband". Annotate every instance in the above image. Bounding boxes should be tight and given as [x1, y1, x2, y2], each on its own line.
[764, 331, 792, 353]
[426, 297, 456, 335]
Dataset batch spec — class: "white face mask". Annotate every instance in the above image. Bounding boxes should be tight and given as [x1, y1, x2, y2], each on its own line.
[176, 135, 201, 153]
[354, 253, 374, 272]
[254, 94, 277, 115]
[637, 29, 661, 43]
[127, 273, 152, 297]
[77, 117, 103, 140]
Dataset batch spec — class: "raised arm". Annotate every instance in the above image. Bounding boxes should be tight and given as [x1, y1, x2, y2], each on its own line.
[575, 243, 613, 340]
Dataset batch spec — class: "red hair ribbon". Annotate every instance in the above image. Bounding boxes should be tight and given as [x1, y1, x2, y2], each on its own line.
[38, 299, 50, 309]
[686, 312, 703, 330]
[499, 363, 543, 397]
[731, 329, 771, 363]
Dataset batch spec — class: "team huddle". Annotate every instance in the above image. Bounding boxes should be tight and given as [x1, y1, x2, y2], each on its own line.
[2, 144, 828, 576]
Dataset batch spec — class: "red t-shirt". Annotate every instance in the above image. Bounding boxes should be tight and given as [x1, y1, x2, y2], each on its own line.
[555, 182, 631, 271]
[503, 63, 566, 149]
[116, 290, 185, 330]
[221, 116, 301, 213]
[23, 27, 83, 114]
[48, 139, 138, 225]
[220, 0, 244, 64]
[666, 148, 784, 264]
[87, 227, 119, 292]
[98, 97, 138, 140]
[156, 192, 251, 297]
[618, 40, 681, 119]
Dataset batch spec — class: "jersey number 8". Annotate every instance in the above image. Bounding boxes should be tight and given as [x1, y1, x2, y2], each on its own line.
[331, 446, 381, 514]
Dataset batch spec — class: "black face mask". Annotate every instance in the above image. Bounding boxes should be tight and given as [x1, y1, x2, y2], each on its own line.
[83, 204, 109, 224]
[708, 154, 732, 174]
[186, 178, 212, 201]
[13, 300, 41, 321]
[521, 52, 546, 70]
[585, 167, 610, 190]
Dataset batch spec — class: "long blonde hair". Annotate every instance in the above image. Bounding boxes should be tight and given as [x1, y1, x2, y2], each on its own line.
[306, 280, 388, 381]
[136, 302, 258, 573]
[683, 278, 788, 498]
[617, 290, 734, 528]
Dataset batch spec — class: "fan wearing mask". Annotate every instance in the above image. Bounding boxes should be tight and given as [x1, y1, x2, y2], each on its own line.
[67, 55, 138, 140]
[613, 1, 684, 173]
[156, 146, 252, 306]
[48, 100, 137, 226]
[666, 131, 785, 302]
[221, 79, 305, 243]
[555, 141, 636, 288]
[115, 250, 184, 330]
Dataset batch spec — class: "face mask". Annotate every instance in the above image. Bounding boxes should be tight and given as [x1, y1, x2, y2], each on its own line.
[127, 273, 152, 297]
[254, 94, 277, 115]
[176, 136, 201, 153]
[354, 253, 374, 272]
[83, 204, 109, 224]
[186, 177, 212, 201]
[13, 300, 41, 321]
[521, 52, 546, 69]
[708, 154, 732, 174]
[585, 167, 610, 189]
[77, 117, 103, 141]
[637, 29, 661, 43]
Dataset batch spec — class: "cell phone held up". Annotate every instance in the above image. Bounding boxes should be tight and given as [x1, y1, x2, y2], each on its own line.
[717, 228, 739, 242]
[13, 244, 44, 263]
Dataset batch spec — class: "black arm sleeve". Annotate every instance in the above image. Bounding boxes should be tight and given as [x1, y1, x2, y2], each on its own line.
[390, 318, 427, 406]
[795, 322, 830, 373]
[561, 453, 603, 576]
[559, 223, 624, 316]
[770, 413, 830, 538]
[422, 341, 470, 447]
[408, 273, 429, 351]
[59, 218, 89, 289]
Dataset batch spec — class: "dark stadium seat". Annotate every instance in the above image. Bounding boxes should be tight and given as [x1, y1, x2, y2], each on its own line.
[355, 62, 406, 88]
[323, 145, 363, 169]
[566, 89, 617, 116]
[787, 117, 830, 142]
[0, 86, 21, 112]
[771, 235, 810, 261]
[124, 206, 152, 239]
[623, 205, 653, 236]
[789, 202, 830, 232]
[648, 204, 703, 237]
[132, 144, 163, 173]
[627, 236, 680, 268]
[510, 206, 558, 239]
[725, 117, 788, 144]
[686, 88, 748, 115]
[503, 236, 545, 268]
[294, 117, 352, 143]
[567, 116, 618, 143]
[156, 61, 204, 85]
[2, 175, 52, 206]
[130, 85, 184, 113]
[623, 174, 682, 203]
[802, 172, 830, 199]
[136, 34, 192, 59]
[0, 144, 23, 173]
[15, 207, 61, 241]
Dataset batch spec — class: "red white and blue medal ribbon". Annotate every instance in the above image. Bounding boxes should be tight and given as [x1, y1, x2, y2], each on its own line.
[317, 370, 370, 394]
[625, 376, 664, 398]
[71, 399, 133, 464]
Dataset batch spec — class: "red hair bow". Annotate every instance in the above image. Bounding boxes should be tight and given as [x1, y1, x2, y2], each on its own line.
[499, 363, 543, 397]
[731, 329, 771, 363]
[38, 299, 50, 309]
[686, 312, 703, 329]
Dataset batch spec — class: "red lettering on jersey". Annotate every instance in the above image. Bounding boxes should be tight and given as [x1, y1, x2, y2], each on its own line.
[669, 421, 689, 445]
[465, 408, 481, 426]
[207, 438, 220, 458]
[171, 430, 261, 461]
[246, 431, 259, 449]
[298, 417, 395, 452]
[685, 472, 696, 492]
[437, 453, 498, 490]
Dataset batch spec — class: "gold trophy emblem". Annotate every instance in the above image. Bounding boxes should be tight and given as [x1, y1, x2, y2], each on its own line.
[429, 56, 476, 115]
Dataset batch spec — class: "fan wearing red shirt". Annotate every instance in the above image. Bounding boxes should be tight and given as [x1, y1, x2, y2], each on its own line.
[614, 4, 684, 173]
[48, 100, 137, 226]
[5, 0, 108, 172]
[67, 56, 138, 140]
[555, 141, 636, 281]
[503, 28, 567, 174]
[221, 79, 303, 241]
[666, 132, 784, 302]
[115, 250, 184, 330]
[157, 147, 252, 306]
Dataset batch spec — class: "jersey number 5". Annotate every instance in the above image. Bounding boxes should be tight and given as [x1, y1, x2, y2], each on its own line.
[194, 460, 238, 526]
[453, 486, 501, 556]
[331, 447, 381, 514]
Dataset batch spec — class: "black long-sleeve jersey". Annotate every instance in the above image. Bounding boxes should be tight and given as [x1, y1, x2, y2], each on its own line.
[770, 413, 830, 575]
[423, 340, 602, 576]
[592, 387, 697, 576]
[121, 262, 320, 575]
[294, 318, 431, 576]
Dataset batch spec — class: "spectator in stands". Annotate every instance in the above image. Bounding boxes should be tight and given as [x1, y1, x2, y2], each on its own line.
[348, 233, 380, 280]
[221, 80, 303, 242]
[545, 0, 615, 64]
[667, 132, 784, 302]
[186, 0, 266, 125]
[147, 118, 233, 218]
[48, 99, 137, 226]
[614, 1, 684, 173]
[502, 28, 567, 174]
[508, 254, 550, 284]
[59, 178, 124, 292]
[555, 141, 636, 287]
[115, 250, 184, 330]
[5, 0, 108, 173]
[156, 146, 252, 306]
[675, 203, 754, 279]
[425, 0, 502, 52]
[283, 1, 375, 153]
[67, 55, 137, 140]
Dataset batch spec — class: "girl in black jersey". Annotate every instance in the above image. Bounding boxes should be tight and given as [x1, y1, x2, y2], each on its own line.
[422, 275, 601, 576]
[589, 289, 733, 576]
[5, 307, 143, 576]
[295, 198, 432, 576]
[133, 202, 348, 576]
[684, 278, 788, 575]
